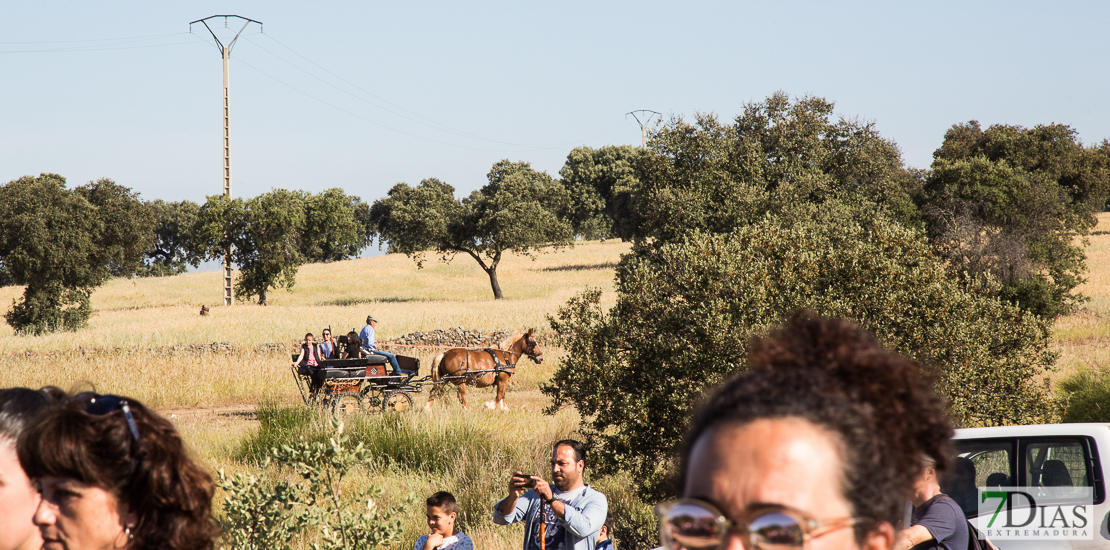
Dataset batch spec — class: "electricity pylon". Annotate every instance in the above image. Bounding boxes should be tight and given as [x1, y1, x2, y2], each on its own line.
[190, 15, 262, 306]
[627, 110, 661, 148]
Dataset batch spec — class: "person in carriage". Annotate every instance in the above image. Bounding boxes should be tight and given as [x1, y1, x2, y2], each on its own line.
[340, 330, 364, 359]
[360, 315, 404, 375]
[318, 328, 338, 360]
[292, 333, 326, 394]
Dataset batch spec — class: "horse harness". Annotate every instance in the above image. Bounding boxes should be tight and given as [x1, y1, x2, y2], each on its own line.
[460, 348, 516, 376]
[456, 333, 542, 382]
[485, 349, 516, 374]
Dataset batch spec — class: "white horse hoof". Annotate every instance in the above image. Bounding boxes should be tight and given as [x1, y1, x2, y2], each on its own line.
[484, 400, 496, 410]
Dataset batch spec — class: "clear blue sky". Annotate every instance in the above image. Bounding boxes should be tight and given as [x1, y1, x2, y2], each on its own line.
[3, 1, 1109, 204]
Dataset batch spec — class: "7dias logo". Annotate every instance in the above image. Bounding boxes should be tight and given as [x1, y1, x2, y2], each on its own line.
[975, 487, 1093, 540]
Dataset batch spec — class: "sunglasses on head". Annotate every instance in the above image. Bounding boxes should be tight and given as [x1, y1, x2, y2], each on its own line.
[655, 499, 861, 550]
[73, 393, 141, 442]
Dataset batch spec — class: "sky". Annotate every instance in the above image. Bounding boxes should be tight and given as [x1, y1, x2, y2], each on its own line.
[3, 1, 1110, 206]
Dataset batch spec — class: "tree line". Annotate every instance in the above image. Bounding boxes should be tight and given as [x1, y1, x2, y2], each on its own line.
[3, 91, 1109, 342]
[0, 147, 645, 334]
[0, 178, 375, 334]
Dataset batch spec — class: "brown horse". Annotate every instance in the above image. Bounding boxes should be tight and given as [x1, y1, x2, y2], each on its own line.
[426, 329, 544, 411]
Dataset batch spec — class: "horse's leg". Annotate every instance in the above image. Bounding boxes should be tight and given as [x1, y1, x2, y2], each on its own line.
[457, 382, 470, 411]
[496, 374, 508, 410]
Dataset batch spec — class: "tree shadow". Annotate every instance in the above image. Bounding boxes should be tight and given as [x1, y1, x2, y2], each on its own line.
[540, 262, 617, 272]
[323, 296, 424, 306]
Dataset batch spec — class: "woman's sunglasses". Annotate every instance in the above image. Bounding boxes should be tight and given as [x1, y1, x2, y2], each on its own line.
[73, 393, 141, 442]
[655, 499, 861, 550]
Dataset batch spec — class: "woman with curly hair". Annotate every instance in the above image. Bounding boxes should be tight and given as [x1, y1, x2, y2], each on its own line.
[655, 312, 953, 550]
[17, 392, 217, 550]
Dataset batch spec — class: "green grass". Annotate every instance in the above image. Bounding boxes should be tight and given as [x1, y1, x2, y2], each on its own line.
[226, 400, 649, 550]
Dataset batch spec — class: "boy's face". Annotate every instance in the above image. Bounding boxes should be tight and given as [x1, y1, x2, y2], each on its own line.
[426, 505, 456, 536]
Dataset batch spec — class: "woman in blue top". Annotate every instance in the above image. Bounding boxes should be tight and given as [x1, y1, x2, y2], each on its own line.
[318, 329, 337, 360]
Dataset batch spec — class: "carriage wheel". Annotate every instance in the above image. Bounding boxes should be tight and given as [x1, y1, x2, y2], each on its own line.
[382, 391, 413, 413]
[360, 387, 383, 410]
[331, 392, 364, 416]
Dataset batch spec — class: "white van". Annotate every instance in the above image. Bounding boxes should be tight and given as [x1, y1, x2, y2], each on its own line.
[953, 424, 1110, 549]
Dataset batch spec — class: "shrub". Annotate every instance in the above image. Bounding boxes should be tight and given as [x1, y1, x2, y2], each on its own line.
[1058, 367, 1110, 423]
[219, 416, 406, 550]
[544, 214, 1059, 499]
[231, 404, 656, 549]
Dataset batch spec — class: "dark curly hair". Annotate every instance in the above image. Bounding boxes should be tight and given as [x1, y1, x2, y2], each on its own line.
[17, 393, 218, 550]
[680, 311, 952, 540]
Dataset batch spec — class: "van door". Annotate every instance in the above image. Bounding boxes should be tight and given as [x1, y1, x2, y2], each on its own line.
[953, 436, 1106, 549]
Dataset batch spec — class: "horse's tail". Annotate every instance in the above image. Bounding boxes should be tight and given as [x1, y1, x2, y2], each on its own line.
[431, 352, 446, 382]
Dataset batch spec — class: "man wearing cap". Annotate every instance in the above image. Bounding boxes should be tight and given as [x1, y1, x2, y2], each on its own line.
[361, 315, 403, 375]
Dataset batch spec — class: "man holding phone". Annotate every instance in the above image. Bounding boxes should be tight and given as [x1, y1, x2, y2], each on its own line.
[494, 440, 609, 550]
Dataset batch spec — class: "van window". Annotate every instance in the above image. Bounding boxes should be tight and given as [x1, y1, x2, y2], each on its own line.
[1024, 439, 1090, 488]
[954, 439, 1016, 488]
[954, 436, 1104, 509]
[949, 439, 1015, 516]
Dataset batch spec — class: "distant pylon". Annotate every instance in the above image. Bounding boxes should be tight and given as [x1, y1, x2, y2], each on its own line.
[190, 15, 262, 306]
[627, 110, 661, 148]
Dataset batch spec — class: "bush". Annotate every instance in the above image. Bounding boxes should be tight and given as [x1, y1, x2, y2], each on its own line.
[232, 404, 657, 549]
[544, 213, 1059, 499]
[219, 416, 406, 550]
[4, 283, 92, 335]
[1058, 367, 1110, 423]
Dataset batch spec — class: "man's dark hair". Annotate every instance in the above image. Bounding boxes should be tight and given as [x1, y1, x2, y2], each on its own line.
[554, 439, 586, 467]
[680, 311, 952, 543]
[0, 387, 62, 442]
[426, 491, 457, 514]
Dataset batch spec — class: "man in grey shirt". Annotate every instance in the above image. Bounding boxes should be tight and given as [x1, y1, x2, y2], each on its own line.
[494, 440, 608, 550]
[894, 457, 968, 550]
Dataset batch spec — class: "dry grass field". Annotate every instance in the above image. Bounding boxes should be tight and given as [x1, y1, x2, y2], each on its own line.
[0, 241, 628, 408]
[5, 220, 1110, 550]
[1050, 212, 1110, 382]
[1, 240, 630, 550]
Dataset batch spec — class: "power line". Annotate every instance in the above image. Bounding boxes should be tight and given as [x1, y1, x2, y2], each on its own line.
[235, 55, 628, 152]
[253, 34, 626, 150]
[0, 40, 203, 54]
[0, 32, 188, 45]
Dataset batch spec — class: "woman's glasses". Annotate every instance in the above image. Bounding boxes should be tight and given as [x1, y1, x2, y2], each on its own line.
[655, 499, 860, 550]
[74, 393, 141, 442]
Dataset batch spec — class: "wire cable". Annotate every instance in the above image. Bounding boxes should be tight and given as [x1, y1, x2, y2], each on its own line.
[233, 56, 545, 152]
[245, 36, 541, 147]
[255, 33, 628, 149]
[0, 40, 204, 54]
[0, 32, 188, 45]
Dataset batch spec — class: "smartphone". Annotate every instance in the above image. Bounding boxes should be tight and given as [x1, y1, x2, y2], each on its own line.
[516, 474, 537, 488]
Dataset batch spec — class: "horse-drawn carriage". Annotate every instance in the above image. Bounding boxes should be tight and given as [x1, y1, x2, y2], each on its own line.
[289, 329, 545, 414]
[290, 353, 421, 414]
